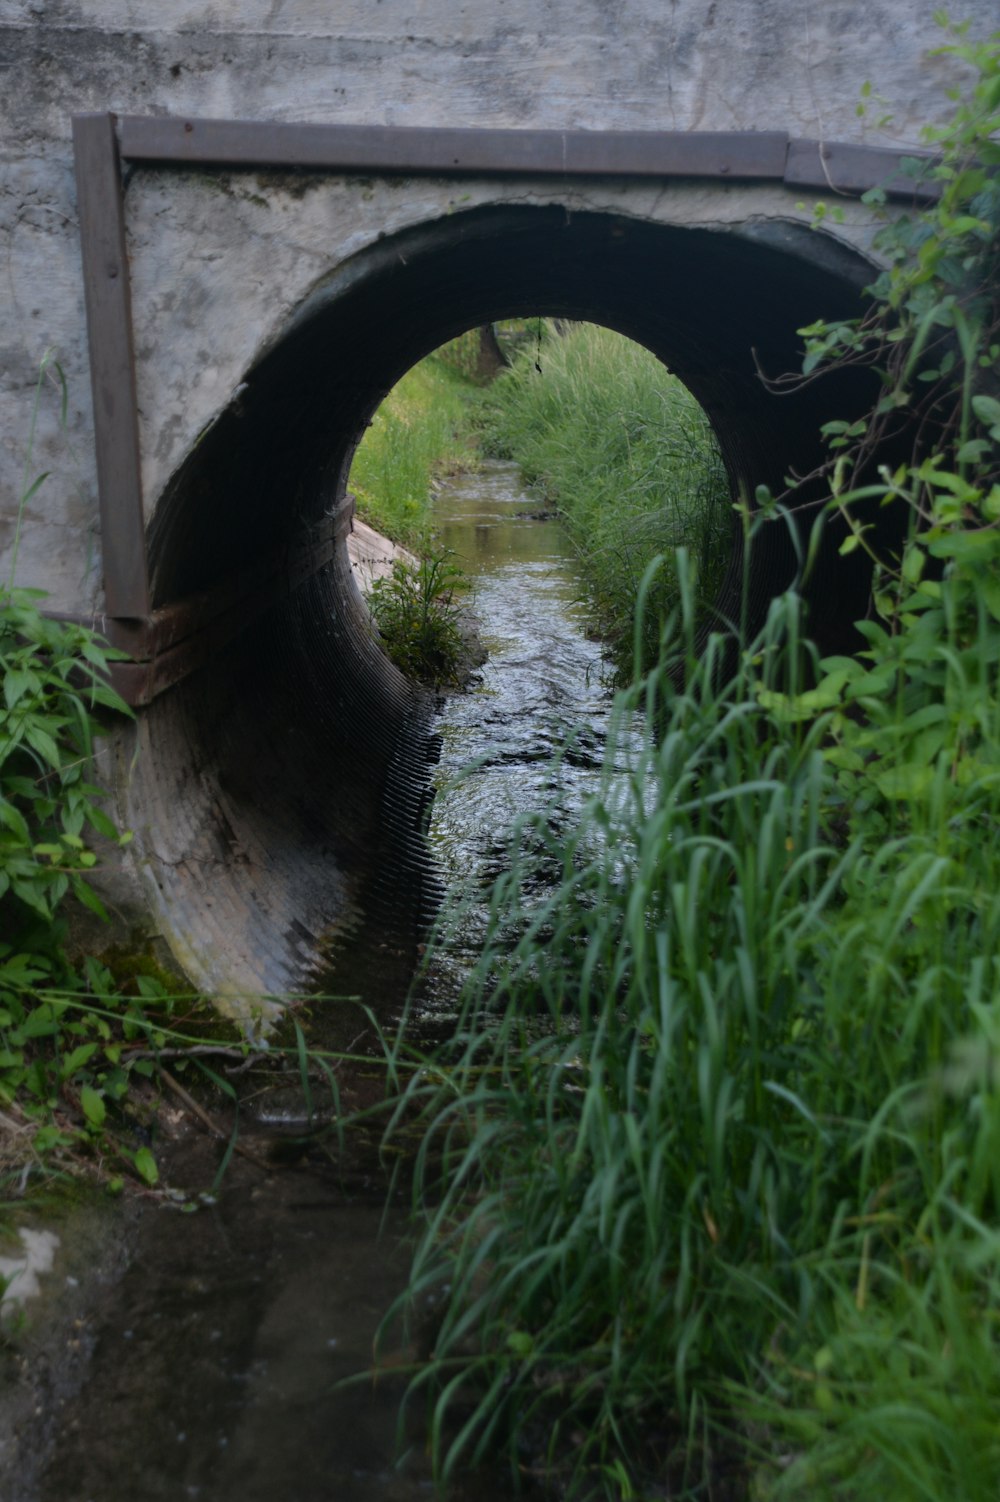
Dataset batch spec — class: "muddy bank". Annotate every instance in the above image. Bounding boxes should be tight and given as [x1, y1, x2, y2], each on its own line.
[0, 1194, 137, 1502]
[0, 1048, 509, 1502]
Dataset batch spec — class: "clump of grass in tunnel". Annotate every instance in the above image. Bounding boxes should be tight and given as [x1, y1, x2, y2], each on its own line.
[348, 339, 486, 549]
[479, 320, 731, 678]
[367, 550, 470, 687]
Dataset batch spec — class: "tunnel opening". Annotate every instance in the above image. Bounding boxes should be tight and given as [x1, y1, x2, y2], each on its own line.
[347, 316, 736, 687]
[128, 202, 892, 1008]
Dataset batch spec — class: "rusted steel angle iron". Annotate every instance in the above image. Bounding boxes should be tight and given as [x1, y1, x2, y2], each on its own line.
[72, 114, 150, 620]
[785, 138, 939, 199]
[118, 118, 790, 179]
[116, 116, 938, 200]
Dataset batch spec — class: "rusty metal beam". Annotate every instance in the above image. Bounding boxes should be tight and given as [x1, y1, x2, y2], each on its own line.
[785, 138, 938, 199]
[116, 116, 938, 200]
[118, 116, 791, 180]
[72, 112, 151, 619]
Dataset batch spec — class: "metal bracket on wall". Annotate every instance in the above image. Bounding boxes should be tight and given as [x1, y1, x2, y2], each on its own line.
[71, 112, 937, 704]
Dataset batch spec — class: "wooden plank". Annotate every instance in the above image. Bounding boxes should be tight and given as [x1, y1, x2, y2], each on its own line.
[784, 139, 940, 201]
[119, 116, 790, 180]
[72, 114, 151, 620]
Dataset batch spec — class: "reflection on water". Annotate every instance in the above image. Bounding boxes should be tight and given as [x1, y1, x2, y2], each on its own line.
[35, 462, 621, 1502]
[420, 460, 620, 1015]
[37, 1155, 486, 1502]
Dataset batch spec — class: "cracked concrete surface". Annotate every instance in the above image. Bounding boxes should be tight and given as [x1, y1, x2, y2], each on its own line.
[0, 0, 991, 609]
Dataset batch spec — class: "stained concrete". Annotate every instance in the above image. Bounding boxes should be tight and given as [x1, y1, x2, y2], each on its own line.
[0, 2, 993, 1001]
[0, 0, 990, 609]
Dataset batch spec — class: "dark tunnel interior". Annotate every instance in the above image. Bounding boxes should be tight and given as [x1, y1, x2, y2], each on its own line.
[127, 202, 892, 1005]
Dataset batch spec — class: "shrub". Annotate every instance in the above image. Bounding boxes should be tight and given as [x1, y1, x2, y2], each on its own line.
[0, 354, 161, 1183]
[0, 589, 129, 939]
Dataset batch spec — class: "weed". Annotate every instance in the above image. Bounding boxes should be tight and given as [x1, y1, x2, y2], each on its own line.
[368, 551, 471, 686]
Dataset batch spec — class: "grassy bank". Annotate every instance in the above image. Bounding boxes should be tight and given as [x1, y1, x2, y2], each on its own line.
[349, 337, 486, 548]
[388, 567, 1000, 1500]
[349, 323, 729, 681]
[381, 23, 1000, 1499]
[479, 322, 731, 676]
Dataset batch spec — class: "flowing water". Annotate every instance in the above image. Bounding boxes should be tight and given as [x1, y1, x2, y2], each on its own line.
[418, 461, 616, 1018]
[30, 462, 621, 1502]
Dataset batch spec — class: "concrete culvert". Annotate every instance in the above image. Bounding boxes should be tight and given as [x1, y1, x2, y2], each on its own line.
[123, 202, 889, 1012]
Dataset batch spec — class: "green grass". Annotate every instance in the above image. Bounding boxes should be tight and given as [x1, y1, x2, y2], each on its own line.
[376, 27, 1000, 1495]
[381, 557, 1000, 1500]
[479, 322, 731, 677]
[349, 344, 484, 548]
[367, 551, 470, 686]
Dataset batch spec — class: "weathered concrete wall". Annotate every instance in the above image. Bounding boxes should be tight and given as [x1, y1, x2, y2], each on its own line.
[0, 0, 991, 609]
[1, 1, 994, 1005]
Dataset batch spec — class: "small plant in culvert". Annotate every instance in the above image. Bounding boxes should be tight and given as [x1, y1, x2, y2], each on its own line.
[367, 550, 471, 686]
[377, 19, 1000, 1501]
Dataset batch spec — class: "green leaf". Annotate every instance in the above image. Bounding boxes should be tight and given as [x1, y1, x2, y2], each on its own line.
[901, 546, 925, 585]
[84, 956, 114, 994]
[928, 529, 1000, 563]
[21, 1006, 58, 1039]
[61, 1042, 98, 1079]
[80, 1084, 106, 1128]
[132, 1146, 159, 1185]
[84, 806, 119, 839]
[70, 880, 109, 921]
[0, 799, 31, 842]
[20, 472, 51, 506]
[979, 574, 1000, 624]
[3, 669, 35, 709]
[875, 763, 935, 800]
[971, 393, 1000, 437]
[9, 880, 51, 918]
[24, 724, 61, 770]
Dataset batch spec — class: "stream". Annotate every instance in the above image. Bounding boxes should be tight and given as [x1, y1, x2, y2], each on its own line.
[27, 462, 620, 1502]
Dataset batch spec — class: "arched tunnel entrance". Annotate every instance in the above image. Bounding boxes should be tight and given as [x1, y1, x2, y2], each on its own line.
[124, 202, 886, 1009]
